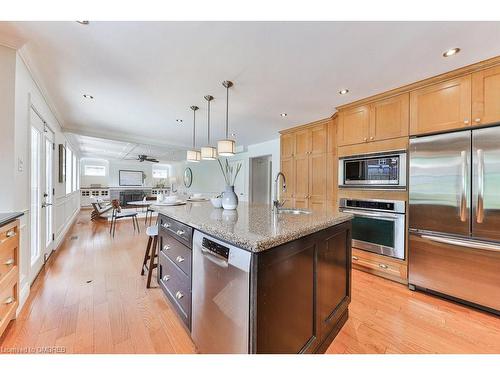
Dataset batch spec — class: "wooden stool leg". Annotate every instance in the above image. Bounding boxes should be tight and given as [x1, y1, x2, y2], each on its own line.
[112, 217, 117, 237]
[141, 236, 152, 276]
[136, 216, 140, 233]
[146, 235, 158, 288]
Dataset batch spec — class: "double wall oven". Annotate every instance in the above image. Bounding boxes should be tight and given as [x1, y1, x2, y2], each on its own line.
[339, 198, 406, 260]
[338, 151, 407, 189]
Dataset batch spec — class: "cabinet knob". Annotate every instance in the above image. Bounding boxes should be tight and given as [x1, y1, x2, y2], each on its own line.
[352, 256, 358, 261]
[163, 245, 171, 251]
[364, 137, 368, 142]
[464, 119, 470, 124]
[4, 296, 14, 305]
[6, 230, 16, 238]
[475, 118, 481, 123]
[370, 136, 374, 141]
[176, 256, 185, 263]
[176, 230, 185, 236]
[162, 223, 170, 229]
[162, 275, 170, 282]
[175, 291, 184, 300]
[3, 258, 14, 266]
[378, 263, 388, 269]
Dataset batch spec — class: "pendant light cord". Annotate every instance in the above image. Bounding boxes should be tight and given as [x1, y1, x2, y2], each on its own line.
[192, 108, 196, 148]
[225, 84, 229, 138]
[207, 98, 211, 145]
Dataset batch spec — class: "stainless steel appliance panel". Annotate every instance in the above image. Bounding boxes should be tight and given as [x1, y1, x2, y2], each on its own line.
[409, 232, 500, 312]
[409, 131, 471, 236]
[472, 127, 500, 241]
[192, 230, 251, 354]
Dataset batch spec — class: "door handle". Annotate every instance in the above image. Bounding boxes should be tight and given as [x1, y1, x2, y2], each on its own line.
[476, 149, 484, 224]
[459, 150, 467, 222]
[419, 234, 500, 253]
[42, 202, 53, 208]
[201, 246, 229, 268]
[3, 258, 14, 266]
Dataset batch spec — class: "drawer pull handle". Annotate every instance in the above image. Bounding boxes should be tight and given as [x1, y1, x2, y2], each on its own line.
[162, 275, 170, 282]
[475, 118, 481, 123]
[352, 256, 358, 261]
[175, 291, 184, 300]
[176, 230, 185, 236]
[176, 256, 185, 263]
[6, 230, 16, 238]
[4, 296, 14, 305]
[4, 259, 14, 266]
[162, 245, 171, 251]
[162, 223, 171, 229]
[378, 263, 388, 269]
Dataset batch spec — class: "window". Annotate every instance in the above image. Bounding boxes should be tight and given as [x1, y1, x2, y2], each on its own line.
[66, 147, 72, 194]
[84, 165, 106, 177]
[152, 169, 169, 179]
[72, 155, 77, 192]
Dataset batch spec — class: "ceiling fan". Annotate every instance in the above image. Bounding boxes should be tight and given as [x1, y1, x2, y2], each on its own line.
[125, 154, 159, 163]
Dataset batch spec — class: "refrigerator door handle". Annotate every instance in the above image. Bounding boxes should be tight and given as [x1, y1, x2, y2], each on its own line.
[476, 149, 485, 223]
[460, 150, 468, 222]
[419, 234, 500, 253]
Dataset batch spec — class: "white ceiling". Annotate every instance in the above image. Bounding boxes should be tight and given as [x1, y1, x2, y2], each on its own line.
[2, 21, 500, 155]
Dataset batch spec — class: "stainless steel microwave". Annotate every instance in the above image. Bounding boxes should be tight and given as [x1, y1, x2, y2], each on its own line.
[338, 151, 407, 189]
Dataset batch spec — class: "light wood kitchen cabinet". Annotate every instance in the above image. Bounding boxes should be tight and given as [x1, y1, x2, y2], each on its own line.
[338, 94, 409, 146]
[280, 132, 295, 159]
[280, 118, 334, 211]
[370, 93, 409, 141]
[472, 65, 500, 126]
[410, 75, 472, 135]
[337, 105, 370, 146]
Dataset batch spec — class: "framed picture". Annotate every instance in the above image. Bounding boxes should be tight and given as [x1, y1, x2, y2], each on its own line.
[58, 144, 66, 183]
[119, 170, 144, 186]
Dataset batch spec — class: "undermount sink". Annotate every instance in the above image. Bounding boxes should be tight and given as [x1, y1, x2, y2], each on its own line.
[277, 208, 312, 215]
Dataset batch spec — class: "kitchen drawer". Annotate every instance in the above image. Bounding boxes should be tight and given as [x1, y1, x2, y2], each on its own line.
[0, 240, 17, 285]
[0, 222, 18, 253]
[158, 251, 191, 329]
[159, 232, 192, 276]
[351, 248, 407, 283]
[158, 215, 193, 248]
[0, 275, 18, 336]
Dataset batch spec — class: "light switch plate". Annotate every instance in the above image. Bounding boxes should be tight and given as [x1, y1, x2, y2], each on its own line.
[18, 157, 24, 172]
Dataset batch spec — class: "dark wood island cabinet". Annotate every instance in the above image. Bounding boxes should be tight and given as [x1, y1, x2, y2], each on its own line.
[153, 203, 352, 354]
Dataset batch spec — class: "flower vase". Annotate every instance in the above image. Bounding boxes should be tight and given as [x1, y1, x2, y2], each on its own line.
[222, 185, 238, 210]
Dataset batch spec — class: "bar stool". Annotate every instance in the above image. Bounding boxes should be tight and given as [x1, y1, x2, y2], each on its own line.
[141, 224, 158, 288]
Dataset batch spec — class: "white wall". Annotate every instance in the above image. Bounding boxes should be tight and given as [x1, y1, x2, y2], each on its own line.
[171, 138, 280, 201]
[0, 46, 81, 313]
[80, 158, 172, 188]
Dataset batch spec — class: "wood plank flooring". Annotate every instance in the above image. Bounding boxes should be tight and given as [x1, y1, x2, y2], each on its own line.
[1, 210, 499, 354]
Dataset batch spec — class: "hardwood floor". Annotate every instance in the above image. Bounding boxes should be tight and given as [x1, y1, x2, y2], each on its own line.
[1, 210, 499, 354]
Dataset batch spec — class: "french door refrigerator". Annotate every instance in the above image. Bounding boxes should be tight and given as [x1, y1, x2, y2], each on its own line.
[409, 126, 500, 314]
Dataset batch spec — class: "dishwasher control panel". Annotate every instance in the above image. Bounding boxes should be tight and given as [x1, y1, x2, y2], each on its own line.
[202, 237, 230, 260]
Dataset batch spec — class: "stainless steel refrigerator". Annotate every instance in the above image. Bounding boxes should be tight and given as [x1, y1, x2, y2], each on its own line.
[409, 126, 500, 313]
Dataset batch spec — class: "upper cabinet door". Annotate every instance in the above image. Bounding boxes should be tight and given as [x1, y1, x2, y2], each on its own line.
[281, 133, 295, 158]
[369, 93, 409, 141]
[472, 65, 500, 126]
[310, 124, 327, 154]
[337, 105, 370, 146]
[410, 75, 472, 135]
[295, 129, 311, 157]
[308, 153, 327, 201]
[327, 116, 337, 154]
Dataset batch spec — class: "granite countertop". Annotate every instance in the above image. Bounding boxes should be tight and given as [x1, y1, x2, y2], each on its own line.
[0, 212, 24, 227]
[151, 202, 352, 252]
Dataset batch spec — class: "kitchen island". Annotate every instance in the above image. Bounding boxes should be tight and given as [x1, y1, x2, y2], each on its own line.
[152, 202, 352, 354]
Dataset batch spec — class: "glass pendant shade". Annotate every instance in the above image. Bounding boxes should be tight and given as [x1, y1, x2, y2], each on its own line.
[217, 139, 236, 156]
[186, 149, 201, 162]
[201, 146, 217, 160]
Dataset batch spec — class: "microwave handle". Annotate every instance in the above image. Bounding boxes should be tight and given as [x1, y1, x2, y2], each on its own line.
[340, 209, 399, 220]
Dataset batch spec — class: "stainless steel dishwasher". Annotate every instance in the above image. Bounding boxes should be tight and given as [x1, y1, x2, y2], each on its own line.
[191, 230, 252, 354]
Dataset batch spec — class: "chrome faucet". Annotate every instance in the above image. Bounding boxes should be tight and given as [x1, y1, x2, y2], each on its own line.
[273, 172, 287, 211]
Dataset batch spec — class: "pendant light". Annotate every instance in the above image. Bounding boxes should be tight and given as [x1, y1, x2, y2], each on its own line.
[186, 105, 201, 162]
[201, 95, 218, 160]
[217, 80, 236, 156]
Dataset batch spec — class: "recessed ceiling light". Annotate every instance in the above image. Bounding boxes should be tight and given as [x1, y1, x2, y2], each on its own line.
[339, 88, 349, 95]
[231, 132, 236, 138]
[76, 21, 89, 25]
[280, 113, 287, 117]
[443, 48, 460, 57]
[176, 119, 183, 123]
[83, 94, 94, 99]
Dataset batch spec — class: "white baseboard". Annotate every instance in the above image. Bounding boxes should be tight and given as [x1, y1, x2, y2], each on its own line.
[17, 280, 31, 317]
[54, 208, 80, 250]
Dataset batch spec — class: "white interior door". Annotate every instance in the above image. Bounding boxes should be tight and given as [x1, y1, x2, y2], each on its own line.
[30, 109, 54, 284]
